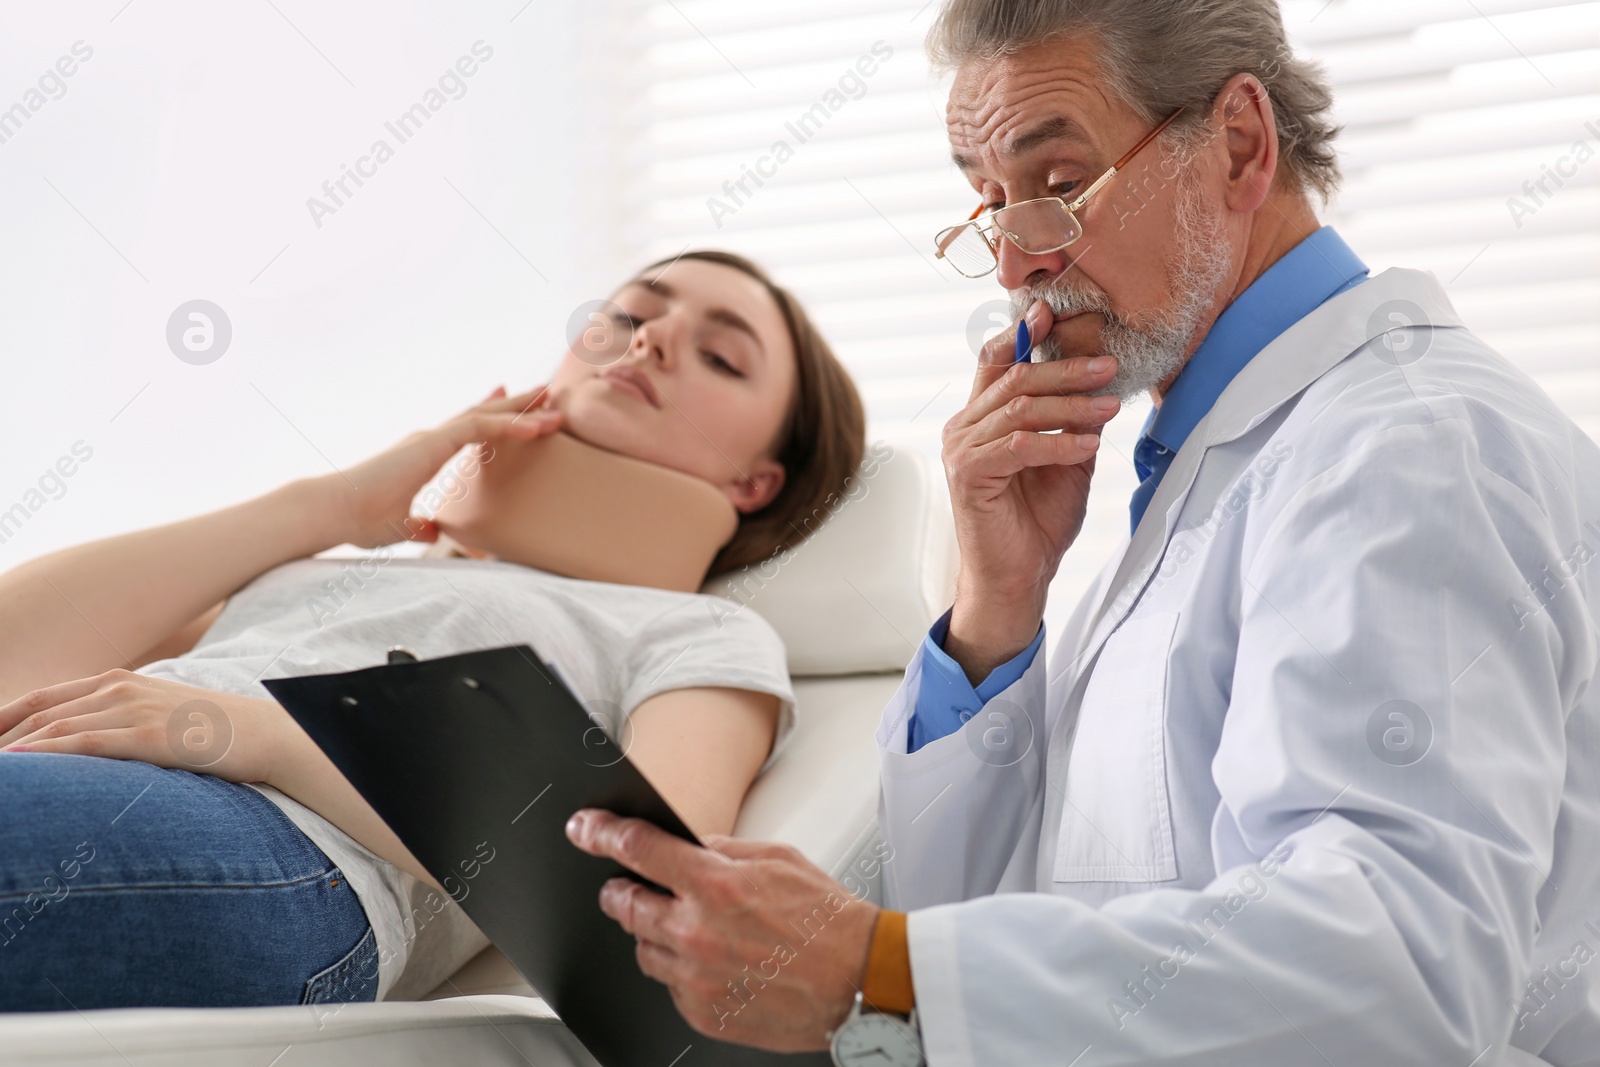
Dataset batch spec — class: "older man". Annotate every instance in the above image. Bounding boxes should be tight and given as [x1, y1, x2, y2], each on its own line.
[569, 1, 1600, 1064]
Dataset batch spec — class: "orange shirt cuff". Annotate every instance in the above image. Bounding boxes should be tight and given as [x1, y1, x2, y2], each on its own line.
[861, 908, 915, 1016]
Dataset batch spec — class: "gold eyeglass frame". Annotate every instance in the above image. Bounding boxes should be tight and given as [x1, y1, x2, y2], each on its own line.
[933, 107, 1189, 278]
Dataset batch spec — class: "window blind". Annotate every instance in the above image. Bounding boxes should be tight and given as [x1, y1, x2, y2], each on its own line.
[611, 0, 1600, 631]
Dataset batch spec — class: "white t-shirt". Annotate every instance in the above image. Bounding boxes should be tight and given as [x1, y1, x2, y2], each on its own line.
[136, 554, 796, 1001]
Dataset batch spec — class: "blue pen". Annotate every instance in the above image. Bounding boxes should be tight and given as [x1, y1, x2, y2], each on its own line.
[1015, 319, 1032, 364]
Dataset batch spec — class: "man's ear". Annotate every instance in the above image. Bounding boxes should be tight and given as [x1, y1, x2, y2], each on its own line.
[1212, 72, 1279, 214]
[721, 457, 785, 514]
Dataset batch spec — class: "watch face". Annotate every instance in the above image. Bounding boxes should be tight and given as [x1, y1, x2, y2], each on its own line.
[831, 1013, 922, 1067]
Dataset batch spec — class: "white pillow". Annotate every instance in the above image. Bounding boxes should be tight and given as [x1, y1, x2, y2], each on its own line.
[700, 442, 957, 676]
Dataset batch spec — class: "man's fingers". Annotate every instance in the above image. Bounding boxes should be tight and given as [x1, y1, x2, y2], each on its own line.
[979, 353, 1119, 413]
[959, 429, 1102, 482]
[599, 876, 679, 946]
[567, 809, 712, 894]
[970, 392, 1120, 443]
[632, 934, 680, 985]
[1005, 429, 1104, 469]
[967, 327, 1022, 404]
[700, 834, 786, 859]
[958, 354, 1120, 433]
[967, 300, 1043, 404]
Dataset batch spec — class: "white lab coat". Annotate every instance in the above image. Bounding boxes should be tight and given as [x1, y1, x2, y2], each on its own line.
[878, 268, 1600, 1067]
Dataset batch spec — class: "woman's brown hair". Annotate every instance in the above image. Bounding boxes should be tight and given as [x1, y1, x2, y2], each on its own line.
[628, 250, 866, 578]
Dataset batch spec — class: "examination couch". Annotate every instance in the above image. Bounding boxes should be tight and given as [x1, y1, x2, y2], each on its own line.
[0, 442, 956, 1067]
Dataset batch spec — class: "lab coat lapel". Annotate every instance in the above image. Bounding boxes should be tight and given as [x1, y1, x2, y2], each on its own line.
[1052, 268, 1465, 690]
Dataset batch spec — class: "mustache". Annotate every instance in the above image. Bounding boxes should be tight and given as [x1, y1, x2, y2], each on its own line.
[1010, 281, 1115, 321]
[1009, 282, 1121, 363]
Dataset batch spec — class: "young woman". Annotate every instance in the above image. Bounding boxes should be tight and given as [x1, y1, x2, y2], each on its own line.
[0, 251, 865, 1010]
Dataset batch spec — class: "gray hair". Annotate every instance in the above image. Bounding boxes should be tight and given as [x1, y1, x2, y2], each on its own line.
[927, 0, 1342, 201]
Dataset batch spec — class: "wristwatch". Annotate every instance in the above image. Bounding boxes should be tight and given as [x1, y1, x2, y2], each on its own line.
[829, 991, 925, 1067]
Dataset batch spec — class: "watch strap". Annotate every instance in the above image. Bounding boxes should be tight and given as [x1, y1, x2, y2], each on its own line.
[861, 909, 915, 1016]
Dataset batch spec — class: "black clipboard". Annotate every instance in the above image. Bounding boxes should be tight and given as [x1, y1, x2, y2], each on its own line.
[263, 644, 831, 1067]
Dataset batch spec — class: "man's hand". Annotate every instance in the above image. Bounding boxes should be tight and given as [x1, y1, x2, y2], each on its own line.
[566, 808, 877, 1052]
[940, 299, 1120, 680]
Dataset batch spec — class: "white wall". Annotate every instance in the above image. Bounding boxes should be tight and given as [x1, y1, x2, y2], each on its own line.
[0, 0, 613, 569]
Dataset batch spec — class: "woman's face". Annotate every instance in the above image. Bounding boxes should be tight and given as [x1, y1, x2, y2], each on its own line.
[545, 259, 798, 513]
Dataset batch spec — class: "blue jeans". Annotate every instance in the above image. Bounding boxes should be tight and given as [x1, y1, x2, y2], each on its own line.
[0, 753, 379, 1011]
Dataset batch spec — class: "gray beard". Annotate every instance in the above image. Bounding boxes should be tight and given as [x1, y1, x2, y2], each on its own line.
[1010, 169, 1234, 402]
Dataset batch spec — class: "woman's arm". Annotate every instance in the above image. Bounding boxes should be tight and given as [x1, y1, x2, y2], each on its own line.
[0, 479, 346, 707]
[0, 384, 560, 708]
[625, 687, 782, 836]
[128, 600, 228, 669]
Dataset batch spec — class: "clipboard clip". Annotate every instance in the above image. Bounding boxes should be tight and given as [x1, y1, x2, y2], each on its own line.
[386, 646, 419, 665]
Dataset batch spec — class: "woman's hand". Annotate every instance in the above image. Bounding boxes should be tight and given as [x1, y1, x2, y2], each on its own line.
[320, 384, 563, 549]
[0, 670, 292, 784]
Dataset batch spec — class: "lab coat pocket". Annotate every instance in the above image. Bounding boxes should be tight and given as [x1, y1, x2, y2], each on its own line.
[1052, 610, 1180, 883]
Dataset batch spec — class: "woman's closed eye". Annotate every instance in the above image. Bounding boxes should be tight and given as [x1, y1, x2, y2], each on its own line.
[605, 311, 743, 376]
[702, 350, 744, 377]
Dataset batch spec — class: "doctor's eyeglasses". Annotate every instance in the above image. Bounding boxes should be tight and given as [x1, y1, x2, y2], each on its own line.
[933, 107, 1188, 279]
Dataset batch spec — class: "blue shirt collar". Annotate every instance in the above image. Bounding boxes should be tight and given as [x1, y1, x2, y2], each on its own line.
[1140, 226, 1370, 455]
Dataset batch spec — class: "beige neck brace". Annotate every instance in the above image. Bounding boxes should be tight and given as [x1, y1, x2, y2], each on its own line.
[428, 430, 740, 593]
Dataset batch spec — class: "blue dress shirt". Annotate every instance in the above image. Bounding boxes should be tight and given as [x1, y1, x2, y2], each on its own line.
[906, 608, 1047, 752]
[907, 226, 1370, 753]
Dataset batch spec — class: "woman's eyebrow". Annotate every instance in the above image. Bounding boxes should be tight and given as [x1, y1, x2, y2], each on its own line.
[635, 276, 766, 359]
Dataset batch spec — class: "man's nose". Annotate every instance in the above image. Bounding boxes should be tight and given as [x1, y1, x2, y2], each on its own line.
[995, 235, 1072, 292]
